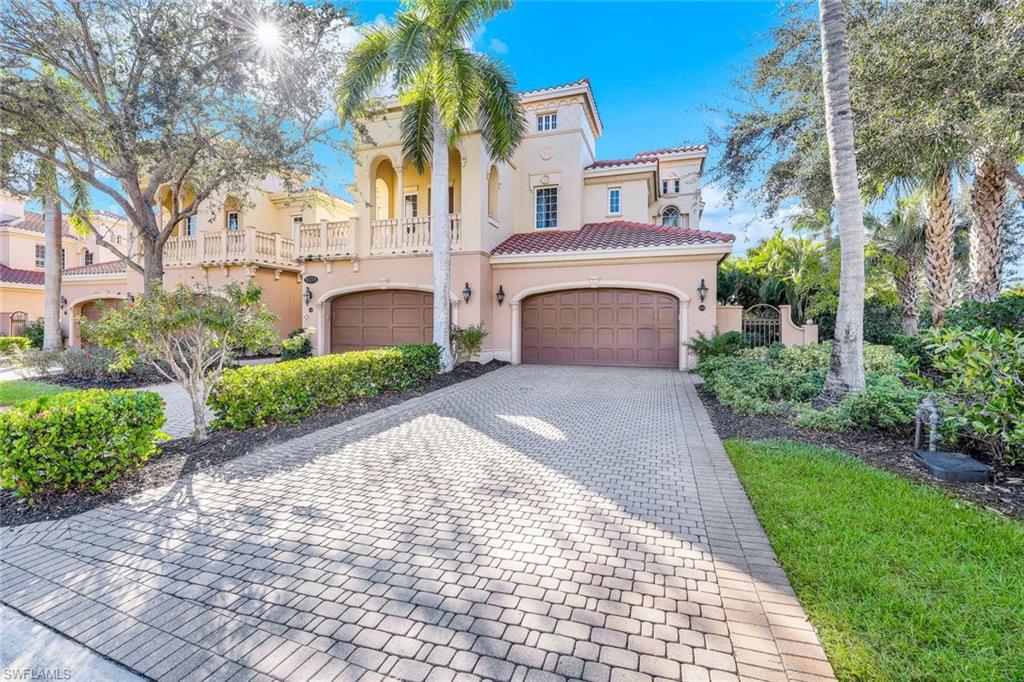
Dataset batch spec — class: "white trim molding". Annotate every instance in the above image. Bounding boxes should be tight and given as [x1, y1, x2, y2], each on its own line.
[507, 280, 691, 371]
[315, 282, 460, 356]
[491, 243, 732, 266]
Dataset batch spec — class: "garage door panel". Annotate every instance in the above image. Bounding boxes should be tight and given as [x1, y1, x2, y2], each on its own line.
[330, 290, 433, 353]
[521, 288, 678, 368]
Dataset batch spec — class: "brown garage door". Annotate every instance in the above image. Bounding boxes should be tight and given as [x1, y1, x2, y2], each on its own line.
[330, 290, 433, 353]
[521, 288, 679, 368]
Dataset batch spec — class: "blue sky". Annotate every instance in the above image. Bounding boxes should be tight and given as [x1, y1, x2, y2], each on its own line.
[311, 1, 790, 252]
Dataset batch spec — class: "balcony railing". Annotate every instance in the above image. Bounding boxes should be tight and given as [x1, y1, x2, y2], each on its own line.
[164, 227, 297, 269]
[370, 214, 462, 254]
[295, 219, 356, 259]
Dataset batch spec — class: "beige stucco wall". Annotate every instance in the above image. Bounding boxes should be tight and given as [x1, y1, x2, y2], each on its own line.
[1, 228, 45, 271]
[0, 285, 44, 332]
[717, 305, 744, 334]
[582, 175, 651, 224]
[60, 277, 131, 346]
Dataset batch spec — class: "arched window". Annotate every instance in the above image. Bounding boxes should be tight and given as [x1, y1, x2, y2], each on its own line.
[487, 166, 499, 219]
[661, 206, 682, 227]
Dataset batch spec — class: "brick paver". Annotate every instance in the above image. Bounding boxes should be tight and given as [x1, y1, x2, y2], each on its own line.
[1, 366, 834, 681]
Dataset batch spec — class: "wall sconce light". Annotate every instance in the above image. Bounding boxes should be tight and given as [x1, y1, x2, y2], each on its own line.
[697, 278, 708, 311]
[496, 285, 505, 305]
[60, 296, 67, 309]
[303, 286, 313, 306]
[462, 282, 472, 303]
[126, 292, 135, 303]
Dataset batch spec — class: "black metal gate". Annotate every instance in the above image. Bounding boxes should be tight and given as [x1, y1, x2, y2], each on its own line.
[9, 311, 27, 337]
[743, 304, 781, 347]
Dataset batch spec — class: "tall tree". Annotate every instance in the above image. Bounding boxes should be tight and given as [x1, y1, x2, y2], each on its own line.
[0, 0, 349, 292]
[39, 157, 62, 350]
[869, 193, 927, 335]
[816, 0, 865, 400]
[337, 0, 526, 372]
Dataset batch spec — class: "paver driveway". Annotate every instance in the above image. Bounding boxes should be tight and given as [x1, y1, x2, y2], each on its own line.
[1, 366, 834, 682]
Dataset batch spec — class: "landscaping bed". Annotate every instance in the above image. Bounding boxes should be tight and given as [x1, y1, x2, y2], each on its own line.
[727, 439, 1024, 681]
[1, 360, 505, 527]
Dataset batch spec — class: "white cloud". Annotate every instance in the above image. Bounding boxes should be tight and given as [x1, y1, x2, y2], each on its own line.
[489, 37, 509, 54]
[700, 183, 801, 255]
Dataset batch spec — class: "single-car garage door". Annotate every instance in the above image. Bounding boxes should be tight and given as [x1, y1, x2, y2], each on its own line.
[330, 290, 433, 354]
[521, 288, 679, 368]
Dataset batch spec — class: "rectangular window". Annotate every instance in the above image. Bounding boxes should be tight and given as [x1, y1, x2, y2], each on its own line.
[227, 211, 239, 231]
[61, 248, 65, 268]
[404, 193, 418, 218]
[661, 180, 669, 195]
[535, 187, 558, 228]
[84, 250, 94, 266]
[537, 113, 557, 132]
[186, 215, 197, 236]
[35, 244, 45, 268]
[291, 215, 303, 231]
[673, 179, 681, 194]
[608, 187, 621, 215]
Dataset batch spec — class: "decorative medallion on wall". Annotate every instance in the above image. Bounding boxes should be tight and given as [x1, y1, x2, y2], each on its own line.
[540, 148, 552, 161]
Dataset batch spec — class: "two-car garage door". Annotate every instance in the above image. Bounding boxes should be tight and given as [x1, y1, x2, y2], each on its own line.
[521, 288, 679, 368]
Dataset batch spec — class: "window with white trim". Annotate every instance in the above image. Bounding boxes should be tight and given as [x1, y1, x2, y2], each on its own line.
[535, 187, 558, 228]
[186, 215, 197, 236]
[84, 250, 94, 266]
[673, 178, 681, 193]
[35, 244, 44, 268]
[291, 215, 303, 231]
[404, 193, 419, 218]
[608, 187, 621, 215]
[226, 211, 239, 231]
[661, 206, 682, 227]
[537, 113, 557, 132]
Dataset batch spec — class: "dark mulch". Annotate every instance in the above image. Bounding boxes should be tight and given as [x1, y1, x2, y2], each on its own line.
[2, 361, 506, 527]
[698, 385, 1024, 520]
[45, 373, 164, 390]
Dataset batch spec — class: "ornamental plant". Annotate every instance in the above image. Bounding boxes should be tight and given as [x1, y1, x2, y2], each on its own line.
[0, 336, 32, 357]
[85, 283, 278, 440]
[0, 389, 165, 501]
[452, 324, 488, 364]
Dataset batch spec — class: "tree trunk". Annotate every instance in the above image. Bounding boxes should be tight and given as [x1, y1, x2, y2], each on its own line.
[431, 112, 454, 373]
[190, 379, 208, 441]
[142, 236, 164, 295]
[43, 189, 63, 351]
[923, 167, 956, 323]
[968, 155, 1006, 302]
[817, 0, 866, 403]
[894, 251, 920, 335]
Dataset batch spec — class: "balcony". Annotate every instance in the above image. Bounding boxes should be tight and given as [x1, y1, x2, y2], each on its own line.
[369, 214, 462, 254]
[164, 227, 298, 270]
[295, 219, 356, 259]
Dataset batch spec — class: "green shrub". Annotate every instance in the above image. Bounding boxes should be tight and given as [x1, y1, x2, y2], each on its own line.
[210, 344, 441, 429]
[793, 374, 921, 431]
[0, 336, 32, 357]
[22, 319, 44, 348]
[688, 331, 746, 362]
[17, 347, 160, 383]
[914, 327, 1024, 465]
[0, 389, 165, 501]
[944, 288, 1024, 332]
[738, 341, 904, 376]
[698, 354, 824, 415]
[452, 323, 488, 364]
[281, 327, 314, 361]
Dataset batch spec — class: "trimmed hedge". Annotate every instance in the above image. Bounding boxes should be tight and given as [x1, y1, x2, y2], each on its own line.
[0, 389, 165, 501]
[210, 344, 441, 429]
[0, 336, 32, 356]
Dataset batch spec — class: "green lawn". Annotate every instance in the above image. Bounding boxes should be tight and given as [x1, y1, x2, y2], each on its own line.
[0, 380, 73, 406]
[726, 439, 1024, 682]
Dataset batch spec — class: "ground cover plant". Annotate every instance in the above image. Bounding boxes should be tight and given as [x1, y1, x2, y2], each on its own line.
[0, 336, 32, 357]
[0, 379, 72, 406]
[727, 439, 1024, 681]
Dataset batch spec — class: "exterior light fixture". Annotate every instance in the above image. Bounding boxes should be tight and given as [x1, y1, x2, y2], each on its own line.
[126, 292, 135, 303]
[496, 285, 505, 305]
[697, 278, 708, 311]
[303, 286, 313, 306]
[462, 282, 472, 303]
[60, 296, 67, 308]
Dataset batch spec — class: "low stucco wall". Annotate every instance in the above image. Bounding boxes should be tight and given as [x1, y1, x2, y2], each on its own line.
[716, 303, 818, 346]
[0, 286, 43, 333]
[716, 305, 743, 334]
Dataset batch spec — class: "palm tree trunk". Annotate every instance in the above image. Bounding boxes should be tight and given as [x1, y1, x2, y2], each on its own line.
[43, 188, 63, 351]
[817, 0, 866, 403]
[431, 112, 454, 372]
[923, 167, 956, 323]
[894, 251, 920, 335]
[968, 155, 1006, 302]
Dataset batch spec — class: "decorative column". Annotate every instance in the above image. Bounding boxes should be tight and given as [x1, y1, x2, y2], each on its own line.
[510, 301, 521, 365]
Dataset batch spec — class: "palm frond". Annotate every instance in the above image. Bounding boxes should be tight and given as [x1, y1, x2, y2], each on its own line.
[336, 27, 395, 121]
[474, 54, 526, 162]
[429, 0, 511, 45]
[389, 10, 431, 90]
[435, 45, 481, 137]
[400, 89, 435, 174]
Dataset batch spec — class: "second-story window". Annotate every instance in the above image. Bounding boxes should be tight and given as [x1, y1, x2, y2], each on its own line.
[537, 113, 557, 132]
[185, 215, 197, 236]
[61, 248, 66, 268]
[608, 187, 621, 215]
[536, 187, 558, 228]
[227, 211, 239, 231]
[291, 215, 303, 231]
[84, 250, 94, 266]
[34, 244, 45, 268]
[404, 193, 418, 218]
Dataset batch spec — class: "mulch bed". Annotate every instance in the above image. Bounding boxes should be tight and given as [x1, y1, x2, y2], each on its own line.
[45, 374, 164, 390]
[2, 361, 506, 527]
[698, 385, 1024, 521]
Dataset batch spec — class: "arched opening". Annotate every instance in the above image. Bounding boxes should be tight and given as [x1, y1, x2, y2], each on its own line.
[69, 295, 126, 347]
[487, 165, 499, 219]
[371, 157, 397, 220]
[661, 206, 682, 227]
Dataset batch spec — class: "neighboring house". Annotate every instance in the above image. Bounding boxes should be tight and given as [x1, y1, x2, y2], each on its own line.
[298, 78, 735, 368]
[0, 192, 130, 336]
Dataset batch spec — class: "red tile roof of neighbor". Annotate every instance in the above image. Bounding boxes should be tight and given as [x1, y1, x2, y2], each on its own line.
[63, 260, 127, 276]
[0, 263, 44, 286]
[585, 158, 657, 170]
[0, 211, 76, 237]
[492, 221, 734, 256]
[634, 145, 708, 158]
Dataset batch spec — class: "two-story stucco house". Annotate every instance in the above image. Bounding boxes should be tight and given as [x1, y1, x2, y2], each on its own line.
[297, 78, 734, 369]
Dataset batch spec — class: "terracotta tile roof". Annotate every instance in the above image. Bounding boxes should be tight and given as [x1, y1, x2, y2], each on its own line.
[63, 260, 127, 276]
[492, 221, 734, 256]
[634, 145, 708, 158]
[584, 158, 658, 171]
[0, 211, 75, 237]
[519, 77, 591, 96]
[0, 263, 44, 286]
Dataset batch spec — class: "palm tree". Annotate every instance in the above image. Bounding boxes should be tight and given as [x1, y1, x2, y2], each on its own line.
[337, 0, 526, 372]
[34, 154, 63, 351]
[968, 155, 1008, 302]
[869, 193, 926, 335]
[816, 0, 866, 402]
[923, 166, 957, 323]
